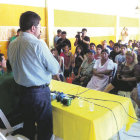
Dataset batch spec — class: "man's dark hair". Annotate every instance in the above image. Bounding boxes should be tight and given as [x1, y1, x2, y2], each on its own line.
[114, 43, 120, 48]
[20, 11, 41, 31]
[121, 44, 127, 48]
[57, 29, 62, 34]
[96, 44, 103, 49]
[0, 53, 4, 62]
[82, 28, 87, 32]
[62, 31, 66, 35]
[90, 43, 95, 47]
[109, 40, 114, 44]
[101, 49, 109, 54]
[17, 29, 21, 33]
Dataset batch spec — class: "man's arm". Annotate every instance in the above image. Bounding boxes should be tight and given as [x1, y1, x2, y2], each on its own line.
[37, 41, 60, 75]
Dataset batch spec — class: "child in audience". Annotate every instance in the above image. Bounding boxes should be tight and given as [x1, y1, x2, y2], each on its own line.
[109, 43, 121, 62]
[108, 40, 114, 51]
[94, 44, 102, 60]
[115, 44, 127, 65]
[60, 44, 73, 78]
[51, 48, 64, 81]
[127, 40, 133, 51]
[89, 43, 96, 54]
[73, 46, 84, 76]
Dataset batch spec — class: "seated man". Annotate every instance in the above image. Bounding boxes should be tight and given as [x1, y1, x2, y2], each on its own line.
[72, 50, 96, 87]
[109, 43, 121, 62]
[115, 44, 127, 65]
[0, 53, 6, 75]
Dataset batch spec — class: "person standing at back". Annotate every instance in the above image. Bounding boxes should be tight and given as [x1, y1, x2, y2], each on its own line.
[8, 11, 59, 140]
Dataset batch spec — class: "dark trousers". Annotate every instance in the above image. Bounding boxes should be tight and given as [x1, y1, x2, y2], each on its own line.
[18, 84, 53, 140]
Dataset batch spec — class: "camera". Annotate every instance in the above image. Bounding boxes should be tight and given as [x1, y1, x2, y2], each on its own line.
[75, 32, 82, 39]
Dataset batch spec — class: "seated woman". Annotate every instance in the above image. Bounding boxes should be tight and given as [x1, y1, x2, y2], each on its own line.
[104, 51, 138, 97]
[60, 44, 73, 78]
[131, 54, 140, 117]
[72, 50, 96, 87]
[51, 48, 64, 81]
[87, 49, 114, 91]
[73, 46, 84, 76]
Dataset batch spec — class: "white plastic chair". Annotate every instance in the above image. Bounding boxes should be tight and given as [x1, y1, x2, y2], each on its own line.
[108, 63, 118, 83]
[0, 109, 28, 140]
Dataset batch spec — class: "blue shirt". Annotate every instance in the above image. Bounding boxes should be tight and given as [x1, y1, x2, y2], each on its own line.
[115, 54, 126, 65]
[8, 32, 59, 87]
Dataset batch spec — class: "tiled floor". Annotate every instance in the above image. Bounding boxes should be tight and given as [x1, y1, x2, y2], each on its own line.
[119, 120, 140, 140]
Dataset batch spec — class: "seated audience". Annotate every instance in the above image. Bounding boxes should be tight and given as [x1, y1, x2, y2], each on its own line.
[51, 48, 64, 81]
[104, 51, 137, 97]
[56, 31, 71, 54]
[54, 29, 62, 47]
[87, 49, 114, 91]
[89, 43, 96, 54]
[0, 53, 6, 75]
[115, 44, 127, 65]
[94, 44, 102, 60]
[109, 43, 121, 62]
[60, 44, 73, 78]
[72, 50, 96, 87]
[73, 46, 84, 76]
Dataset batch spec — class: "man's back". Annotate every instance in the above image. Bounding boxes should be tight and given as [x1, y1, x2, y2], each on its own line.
[8, 32, 59, 87]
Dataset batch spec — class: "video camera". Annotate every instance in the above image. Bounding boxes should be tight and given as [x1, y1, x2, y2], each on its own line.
[75, 32, 82, 39]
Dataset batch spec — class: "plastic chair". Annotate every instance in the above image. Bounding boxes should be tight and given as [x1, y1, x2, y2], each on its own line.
[108, 63, 118, 83]
[0, 109, 28, 140]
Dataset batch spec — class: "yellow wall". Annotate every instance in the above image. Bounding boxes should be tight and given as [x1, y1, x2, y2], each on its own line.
[53, 10, 140, 54]
[0, 3, 140, 57]
[54, 10, 116, 54]
[0, 3, 47, 58]
[54, 10, 116, 27]
[120, 17, 139, 27]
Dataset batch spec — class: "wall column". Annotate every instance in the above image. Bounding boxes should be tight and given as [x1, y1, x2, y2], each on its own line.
[45, 0, 54, 48]
[114, 15, 120, 42]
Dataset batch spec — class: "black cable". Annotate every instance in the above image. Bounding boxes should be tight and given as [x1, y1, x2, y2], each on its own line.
[66, 87, 140, 121]
[78, 96, 140, 121]
[75, 88, 91, 96]
[81, 98, 120, 140]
